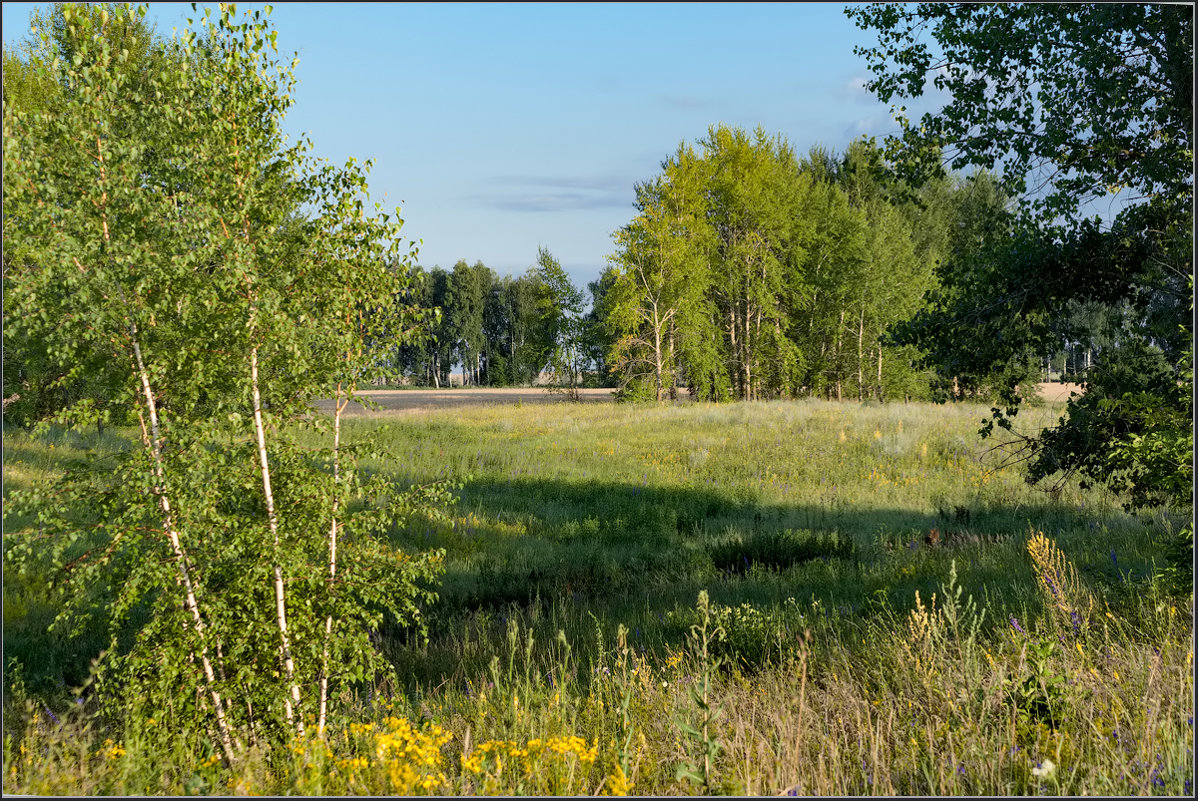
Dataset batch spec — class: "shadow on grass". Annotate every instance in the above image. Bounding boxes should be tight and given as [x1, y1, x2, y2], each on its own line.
[4, 453, 1147, 705]
[392, 474, 1128, 617]
[380, 476, 1162, 692]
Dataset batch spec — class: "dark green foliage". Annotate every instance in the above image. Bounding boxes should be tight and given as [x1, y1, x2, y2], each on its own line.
[1005, 638, 1070, 731]
[394, 260, 593, 388]
[708, 528, 855, 574]
[849, 2, 1193, 569]
[847, 3, 1192, 224]
[536, 248, 588, 398]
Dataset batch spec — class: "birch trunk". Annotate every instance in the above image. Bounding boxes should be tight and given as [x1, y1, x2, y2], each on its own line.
[653, 303, 663, 403]
[835, 309, 845, 402]
[250, 345, 304, 736]
[131, 330, 239, 764]
[102, 109, 238, 754]
[318, 382, 346, 736]
[857, 304, 865, 402]
[743, 300, 753, 401]
[876, 345, 883, 401]
[667, 325, 678, 401]
[723, 302, 733, 397]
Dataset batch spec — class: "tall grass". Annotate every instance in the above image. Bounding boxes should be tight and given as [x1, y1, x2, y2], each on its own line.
[3, 400, 1192, 795]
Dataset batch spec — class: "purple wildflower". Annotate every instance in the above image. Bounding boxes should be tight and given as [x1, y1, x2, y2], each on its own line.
[1070, 610, 1081, 635]
[1010, 616, 1026, 634]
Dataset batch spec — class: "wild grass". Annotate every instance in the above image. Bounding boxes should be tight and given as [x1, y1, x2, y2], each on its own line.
[3, 399, 1193, 795]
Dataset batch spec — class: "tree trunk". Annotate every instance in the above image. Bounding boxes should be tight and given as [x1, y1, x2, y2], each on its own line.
[876, 345, 883, 401]
[743, 299, 753, 401]
[835, 309, 845, 402]
[250, 345, 304, 737]
[131, 328, 239, 764]
[318, 381, 346, 736]
[667, 325, 678, 402]
[857, 304, 865, 402]
[727, 305, 740, 398]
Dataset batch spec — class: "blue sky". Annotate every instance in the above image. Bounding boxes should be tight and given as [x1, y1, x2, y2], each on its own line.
[3, 2, 943, 291]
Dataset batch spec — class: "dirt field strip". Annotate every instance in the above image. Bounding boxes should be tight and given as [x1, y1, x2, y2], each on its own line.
[310, 387, 617, 417]
[1036, 382, 1085, 403]
[311, 383, 1084, 416]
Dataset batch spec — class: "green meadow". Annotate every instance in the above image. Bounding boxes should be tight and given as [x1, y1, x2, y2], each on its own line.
[3, 398, 1193, 795]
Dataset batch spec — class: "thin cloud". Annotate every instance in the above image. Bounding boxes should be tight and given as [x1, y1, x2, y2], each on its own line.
[469, 174, 636, 213]
[838, 73, 879, 104]
[658, 93, 710, 111]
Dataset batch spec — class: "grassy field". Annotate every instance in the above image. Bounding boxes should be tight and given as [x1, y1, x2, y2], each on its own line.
[3, 398, 1193, 795]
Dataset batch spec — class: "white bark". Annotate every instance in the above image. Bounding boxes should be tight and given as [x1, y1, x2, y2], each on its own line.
[317, 383, 346, 736]
[131, 329, 238, 763]
[250, 345, 304, 736]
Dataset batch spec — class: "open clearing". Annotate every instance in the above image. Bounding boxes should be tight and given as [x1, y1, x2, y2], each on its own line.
[315, 382, 1083, 416]
[2, 395, 1188, 796]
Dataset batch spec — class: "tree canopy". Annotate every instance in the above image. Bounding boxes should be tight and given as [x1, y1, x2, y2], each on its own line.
[848, 2, 1193, 579]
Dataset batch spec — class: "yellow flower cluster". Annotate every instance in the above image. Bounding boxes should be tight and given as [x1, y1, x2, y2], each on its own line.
[329, 716, 452, 794]
[906, 590, 937, 649]
[373, 717, 452, 794]
[335, 756, 369, 772]
[863, 466, 920, 487]
[604, 762, 631, 796]
[461, 734, 598, 792]
[100, 739, 126, 760]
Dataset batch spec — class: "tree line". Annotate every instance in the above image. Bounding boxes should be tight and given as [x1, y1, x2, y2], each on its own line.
[355, 126, 1149, 407]
[378, 248, 615, 390]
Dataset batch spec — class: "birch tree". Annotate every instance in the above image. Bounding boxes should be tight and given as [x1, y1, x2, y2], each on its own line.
[608, 144, 713, 402]
[4, 1, 446, 759]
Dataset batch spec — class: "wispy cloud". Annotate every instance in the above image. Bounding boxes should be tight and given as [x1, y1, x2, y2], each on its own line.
[837, 73, 878, 104]
[468, 174, 636, 213]
[658, 93, 710, 111]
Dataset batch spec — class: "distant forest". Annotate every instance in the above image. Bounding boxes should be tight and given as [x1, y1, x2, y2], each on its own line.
[384, 130, 1145, 403]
